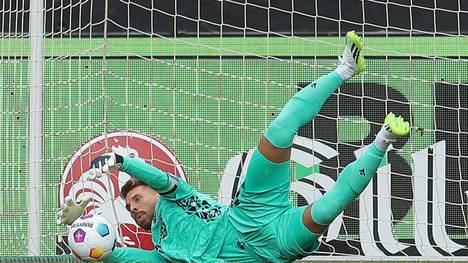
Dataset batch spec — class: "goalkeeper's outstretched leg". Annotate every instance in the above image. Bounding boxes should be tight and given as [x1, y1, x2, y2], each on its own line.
[303, 112, 410, 231]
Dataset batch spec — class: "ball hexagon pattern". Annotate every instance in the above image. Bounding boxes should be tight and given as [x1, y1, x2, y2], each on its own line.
[89, 247, 105, 259]
[73, 228, 86, 243]
[96, 223, 110, 237]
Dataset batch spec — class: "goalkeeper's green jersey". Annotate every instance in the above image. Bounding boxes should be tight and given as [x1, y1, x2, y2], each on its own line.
[105, 157, 249, 263]
[150, 179, 230, 262]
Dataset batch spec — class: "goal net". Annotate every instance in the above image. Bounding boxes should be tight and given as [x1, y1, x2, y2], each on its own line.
[0, 0, 467, 260]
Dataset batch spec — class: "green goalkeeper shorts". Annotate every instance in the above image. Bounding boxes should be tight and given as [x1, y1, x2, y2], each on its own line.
[227, 148, 321, 262]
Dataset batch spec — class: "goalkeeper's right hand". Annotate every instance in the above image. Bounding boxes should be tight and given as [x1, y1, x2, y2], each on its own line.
[57, 196, 92, 225]
[86, 152, 124, 180]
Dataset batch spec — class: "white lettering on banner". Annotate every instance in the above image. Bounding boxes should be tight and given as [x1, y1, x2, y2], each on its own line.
[219, 137, 466, 257]
[412, 140, 464, 256]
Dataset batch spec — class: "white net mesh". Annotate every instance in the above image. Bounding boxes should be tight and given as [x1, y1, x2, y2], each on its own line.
[0, 0, 467, 260]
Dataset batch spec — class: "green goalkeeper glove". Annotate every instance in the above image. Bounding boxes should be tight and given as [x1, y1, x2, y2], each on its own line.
[57, 196, 92, 225]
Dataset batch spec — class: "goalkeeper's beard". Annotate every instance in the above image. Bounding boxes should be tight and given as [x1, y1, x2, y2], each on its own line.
[135, 212, 153, 230]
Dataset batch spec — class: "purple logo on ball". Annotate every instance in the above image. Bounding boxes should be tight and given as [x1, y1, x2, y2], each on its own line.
[73, 228, 86, 243]
[80, 214, 93, 220]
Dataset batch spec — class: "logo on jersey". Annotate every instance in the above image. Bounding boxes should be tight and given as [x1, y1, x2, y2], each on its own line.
[176, 195, 223, 221]
[59, 130, 187, 251]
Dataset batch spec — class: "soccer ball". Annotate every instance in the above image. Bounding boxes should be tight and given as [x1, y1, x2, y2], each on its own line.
[68, 214, 117, 261]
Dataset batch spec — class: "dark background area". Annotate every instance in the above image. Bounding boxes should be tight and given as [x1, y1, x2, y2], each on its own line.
[2, 0, 468, 36]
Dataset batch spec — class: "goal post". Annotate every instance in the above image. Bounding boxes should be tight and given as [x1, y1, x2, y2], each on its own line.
[28, 0, 44, 256]
[0, 0, 467, 261]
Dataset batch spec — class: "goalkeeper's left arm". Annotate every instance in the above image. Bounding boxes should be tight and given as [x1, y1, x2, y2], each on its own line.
[88, 153, 195, 201]
[119, 155, 181, 197]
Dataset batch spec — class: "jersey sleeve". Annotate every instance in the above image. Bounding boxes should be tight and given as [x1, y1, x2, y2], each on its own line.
[104, 247, 169, 263]
[120, 156, 195, 201]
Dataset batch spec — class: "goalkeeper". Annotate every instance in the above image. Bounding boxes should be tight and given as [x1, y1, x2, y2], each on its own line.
[58, 31, 410, 263]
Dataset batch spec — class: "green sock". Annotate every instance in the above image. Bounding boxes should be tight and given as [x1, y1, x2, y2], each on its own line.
[265, 71, 343, 148]
[311, 144, 385, 225]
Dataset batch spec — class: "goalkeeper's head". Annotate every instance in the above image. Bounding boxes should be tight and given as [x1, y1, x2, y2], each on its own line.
[121, 178, 159, 230]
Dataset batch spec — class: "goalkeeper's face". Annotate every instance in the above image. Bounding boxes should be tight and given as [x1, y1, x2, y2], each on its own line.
[124, 185, 159, 230]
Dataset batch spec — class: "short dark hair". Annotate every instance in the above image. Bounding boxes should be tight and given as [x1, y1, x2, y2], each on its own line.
[120, 178, 148, 199]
